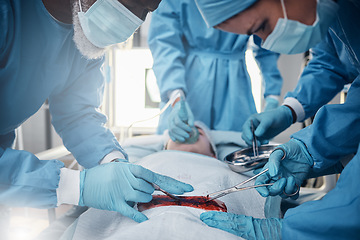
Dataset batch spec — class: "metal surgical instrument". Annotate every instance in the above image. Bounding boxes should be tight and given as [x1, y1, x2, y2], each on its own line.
[207, 168, 273, 201]
[207, 148, 300, 201]
[251, 120, 259, 157]
[151, 182, 181, 201]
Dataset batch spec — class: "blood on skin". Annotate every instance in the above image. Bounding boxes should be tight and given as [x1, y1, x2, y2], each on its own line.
[137, 195, 227, 212]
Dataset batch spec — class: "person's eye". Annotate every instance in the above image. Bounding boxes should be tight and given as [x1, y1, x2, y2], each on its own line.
[254, 22, 265, 33]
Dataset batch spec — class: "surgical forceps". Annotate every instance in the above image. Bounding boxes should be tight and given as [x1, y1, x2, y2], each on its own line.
[206, 168, 273, 201]
[207, 148, 300, 201]
[151, 182, 181, 201]
[251, 120, 259, 158]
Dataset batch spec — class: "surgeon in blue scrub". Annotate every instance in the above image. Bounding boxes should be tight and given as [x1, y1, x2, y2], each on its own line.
[148, 0, 283, 142]
[195, 0, 360, 239]
[0, 0, 193, 225]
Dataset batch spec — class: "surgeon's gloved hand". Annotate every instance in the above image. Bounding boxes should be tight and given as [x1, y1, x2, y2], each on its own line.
[79, 161, 193, 223]
[242, 105, 293, 146]
[263, 97, 279, 112]
[255, 139, 314, 199]
[201, 212, 282, 240]
[168, 99, 195, 142]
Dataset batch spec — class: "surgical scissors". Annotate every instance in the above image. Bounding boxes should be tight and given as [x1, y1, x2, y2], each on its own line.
[207, 148, 300, 201]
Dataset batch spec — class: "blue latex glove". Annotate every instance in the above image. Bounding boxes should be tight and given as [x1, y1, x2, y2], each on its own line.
[255, 139, 314, 199]
[263, 97, 279, 112]
[168, 99, 195, 142]
[201, 211, 282, 240]
[242, 105, 293, 146]
[79, 161, 193, 222]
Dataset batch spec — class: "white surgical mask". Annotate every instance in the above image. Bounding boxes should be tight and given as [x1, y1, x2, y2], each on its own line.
[77, 0, 143, 48]
[261, 0, 339, 54]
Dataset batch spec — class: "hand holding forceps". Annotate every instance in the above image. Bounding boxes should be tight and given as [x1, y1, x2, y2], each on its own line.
[207, 148, 300, 201]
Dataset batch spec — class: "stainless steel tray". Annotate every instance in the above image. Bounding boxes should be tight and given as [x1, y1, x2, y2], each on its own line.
[223, 144, 279, 173]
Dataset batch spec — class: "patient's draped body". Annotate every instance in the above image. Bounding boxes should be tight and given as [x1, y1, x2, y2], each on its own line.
[71, 151, 269, 240]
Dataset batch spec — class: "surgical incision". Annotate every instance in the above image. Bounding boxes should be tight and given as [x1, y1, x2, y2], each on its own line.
[137, 195, 227, 212]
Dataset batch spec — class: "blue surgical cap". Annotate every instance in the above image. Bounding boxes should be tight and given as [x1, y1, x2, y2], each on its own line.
[195, 0, 258, 27]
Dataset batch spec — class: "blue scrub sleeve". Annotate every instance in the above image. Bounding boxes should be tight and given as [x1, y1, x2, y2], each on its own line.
[148, 0, 187, 102]
[0, 147, 64, 208]
[292, 74, 360, 171]
[251, 36, 283, 98]
[285, 32, 351, 120]
[282, 144, 360, 240]
[306, 161, 343, 179]
[49, 58, 126, 169]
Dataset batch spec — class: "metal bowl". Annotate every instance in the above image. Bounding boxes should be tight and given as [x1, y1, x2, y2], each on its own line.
[223, 144, 279, 173]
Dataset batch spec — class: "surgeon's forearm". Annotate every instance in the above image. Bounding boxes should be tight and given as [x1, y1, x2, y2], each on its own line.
[306, 162, 343, 179]
[284, 36, 348, 122]
[292, 90, 360, 170]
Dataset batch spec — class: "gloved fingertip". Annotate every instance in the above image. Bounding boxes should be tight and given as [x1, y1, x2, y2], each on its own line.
[268, 151, 283, 176]
[286, 176, 295, 189]
[133, 213, 149, 223]
[200, 212, 211, 221]
[177, 137, 186, 142]
[188, 120, 195, 127]
[256, 187, 269, 197]
[254, 126, 264, 137]
[241, 133, 253, 146]
[269, 178, 286, 195]
[201, 211, 217, 220]
[202, 219, 218, 227]
[185, 184, 194, 192]
[268, 163, 278, 177]
[244, 139, 252, 147]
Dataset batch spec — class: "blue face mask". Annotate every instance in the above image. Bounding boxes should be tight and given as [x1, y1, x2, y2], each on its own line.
[261, 0, 339, 54]
[78, 0, 143, 48]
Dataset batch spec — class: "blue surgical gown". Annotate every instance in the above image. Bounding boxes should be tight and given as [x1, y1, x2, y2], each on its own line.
[283, 144, 360, 240]
[282, 0, 360, 238]
[0, 0, 125, 208]
[148, 0, 283, 133]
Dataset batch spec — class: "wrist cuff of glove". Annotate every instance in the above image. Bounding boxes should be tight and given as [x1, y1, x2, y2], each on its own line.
[283, 97, 305, 122]
[100, 150, 127, 164]
[168, 89, 185, 106]
[292, 139, 314, 166]
[56, 168, 81, 206]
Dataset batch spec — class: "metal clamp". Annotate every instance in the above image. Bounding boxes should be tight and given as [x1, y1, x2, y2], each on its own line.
[283, 183, 300, 197]
[271, 147, 286, 160]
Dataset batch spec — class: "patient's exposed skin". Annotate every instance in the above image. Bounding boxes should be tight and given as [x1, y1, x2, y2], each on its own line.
[166, 128, 216, 158]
